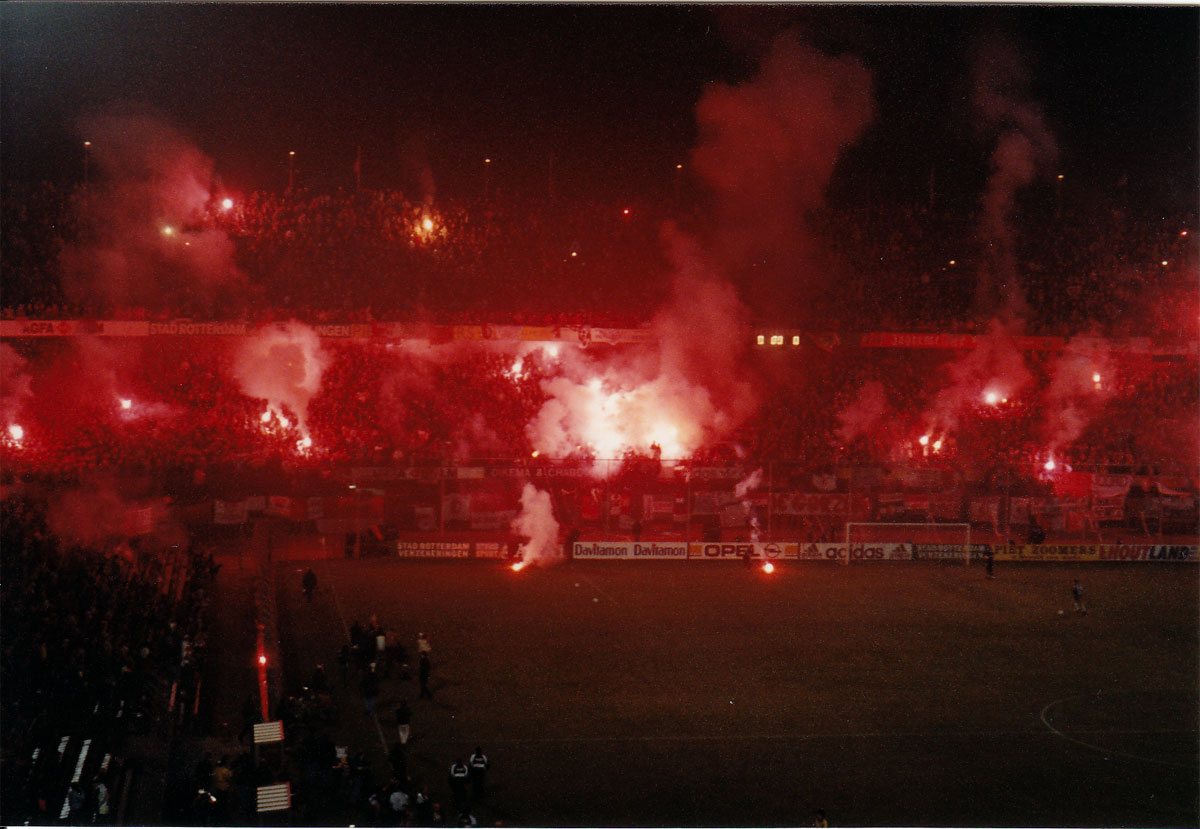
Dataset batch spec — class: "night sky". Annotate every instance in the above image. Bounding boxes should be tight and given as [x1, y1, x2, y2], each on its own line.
[2, 3, 1197, 212]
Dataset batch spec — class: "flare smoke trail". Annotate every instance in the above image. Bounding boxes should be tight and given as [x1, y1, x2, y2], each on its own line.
[1, 344, 33, 429]
[691, 28, 875, 314]
[922, 318, 1032, 439]
[58, 111, 244, 312]
[835, 380, 889, 445]
[231, 322, 330, 433]
[510, 483, 561, 567]
[971, 35, 1058, 319]
[1042, 334, 1115, 457]
[524, 232, 757, 473]
[734, 467, 764, 541]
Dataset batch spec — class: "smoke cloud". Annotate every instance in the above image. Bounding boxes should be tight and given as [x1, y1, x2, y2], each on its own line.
[231, 322, 330, 434]
[1042, 334, 1116, 455]
[691, 29, 874, 311]
[58, 111, 245, 313]
[524, 232, 757, 474]
[835, 380, 889, 444]
[922, 318, 1032, 439]
[971, 35, 1058, 319]
[1, 344, 33, 429]
[510, 483, 561, 567]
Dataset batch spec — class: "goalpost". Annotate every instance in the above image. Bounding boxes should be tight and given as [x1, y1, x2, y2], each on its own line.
[844, 522, 973, 565]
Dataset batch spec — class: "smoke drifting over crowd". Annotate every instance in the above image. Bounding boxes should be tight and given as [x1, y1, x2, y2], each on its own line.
[922, 319, 1033, 443]
[692, 29, 875, 313]
[1042, 334, 1115, 457]
[232, 322, 330, 438]
[58, 112, 245, 313]
[1, 343, 33, 434]
[971, 35, 1058, 319]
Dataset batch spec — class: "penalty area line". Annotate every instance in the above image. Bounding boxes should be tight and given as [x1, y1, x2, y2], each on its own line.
[1039, 696, 1196, 769]
[418, 727, 1183, 746]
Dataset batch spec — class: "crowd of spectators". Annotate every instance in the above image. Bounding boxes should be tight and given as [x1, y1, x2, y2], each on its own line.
[0, 494, 217, 825]
[2, 181, 1195, 338]
[2, 334, 1196, 497]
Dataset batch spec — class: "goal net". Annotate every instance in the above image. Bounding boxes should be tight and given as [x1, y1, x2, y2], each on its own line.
[844, 522, 972, 565]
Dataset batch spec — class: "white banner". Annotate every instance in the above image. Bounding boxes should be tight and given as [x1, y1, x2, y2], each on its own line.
[572, 541, 688, 559]
[688, 542, 794, 560]
[395, 541, 470, 558]
[795, 542, 912, 562]
[214, 500, 248, 525]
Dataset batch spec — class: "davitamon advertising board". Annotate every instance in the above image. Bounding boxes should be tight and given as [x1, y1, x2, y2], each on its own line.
[572, 542, 688, 559]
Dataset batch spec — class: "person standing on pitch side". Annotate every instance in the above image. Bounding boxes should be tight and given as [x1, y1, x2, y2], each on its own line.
[468, 746, 489, 801]
[1072, 579, 1087, 615]
[448, 758, 470, 813]
[396, 698, 412, 744]
[418, 651, 433, 699]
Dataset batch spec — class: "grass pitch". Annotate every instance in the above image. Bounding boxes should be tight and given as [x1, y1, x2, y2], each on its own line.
[275, 559, 1198, 827]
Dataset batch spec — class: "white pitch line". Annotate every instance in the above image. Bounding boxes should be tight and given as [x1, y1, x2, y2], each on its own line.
[417, 726, 1190, 746]
[1039, 696, 1196, 769]
[323, 559, 389, 755]
[574, 571, 622, 608]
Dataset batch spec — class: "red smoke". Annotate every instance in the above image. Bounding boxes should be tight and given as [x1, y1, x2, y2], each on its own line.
[59, 111, 245, 312]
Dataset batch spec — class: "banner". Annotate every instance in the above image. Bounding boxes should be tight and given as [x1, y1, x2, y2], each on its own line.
[772, 492, 870, 517]
[395, 541, 470, 558]
[572, 541, 688, 560]
[126, 505, 156, 536]
[214, 500, 248, 525]
[469, 510, 518, 531]
[265, 496, 293, 518]
[473, 542, 510, 560]
[795, 542, 911, 561]
[688, 542, 794, 560]
[995, 543, 1198, 562]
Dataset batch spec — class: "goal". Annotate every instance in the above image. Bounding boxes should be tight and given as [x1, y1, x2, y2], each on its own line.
[844, 522, 972, 565]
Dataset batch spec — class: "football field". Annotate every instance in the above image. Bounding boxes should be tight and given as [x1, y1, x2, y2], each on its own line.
[275, 558, 1198, 827]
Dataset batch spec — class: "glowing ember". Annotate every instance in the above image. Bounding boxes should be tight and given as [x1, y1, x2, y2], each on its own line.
[762, 561, 775, 574]
[530, 450, 539, 458]
[8, 424, 24, 441]
[120, 398, 132, 410]
[1092, 372, 1102, 385]
[984, 391, 999, 405]
[511, 560, 526, 572]
[297, 436, 313, 450]
[161, 225, 175, 237]
[932, 439, 943, 451]
[260, 410, 272, 423]
[918, 434, 930, 446]
[221, 197, 234, 211]
[1044, 458, 1056, 471]
[422, 217, 434, 232]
